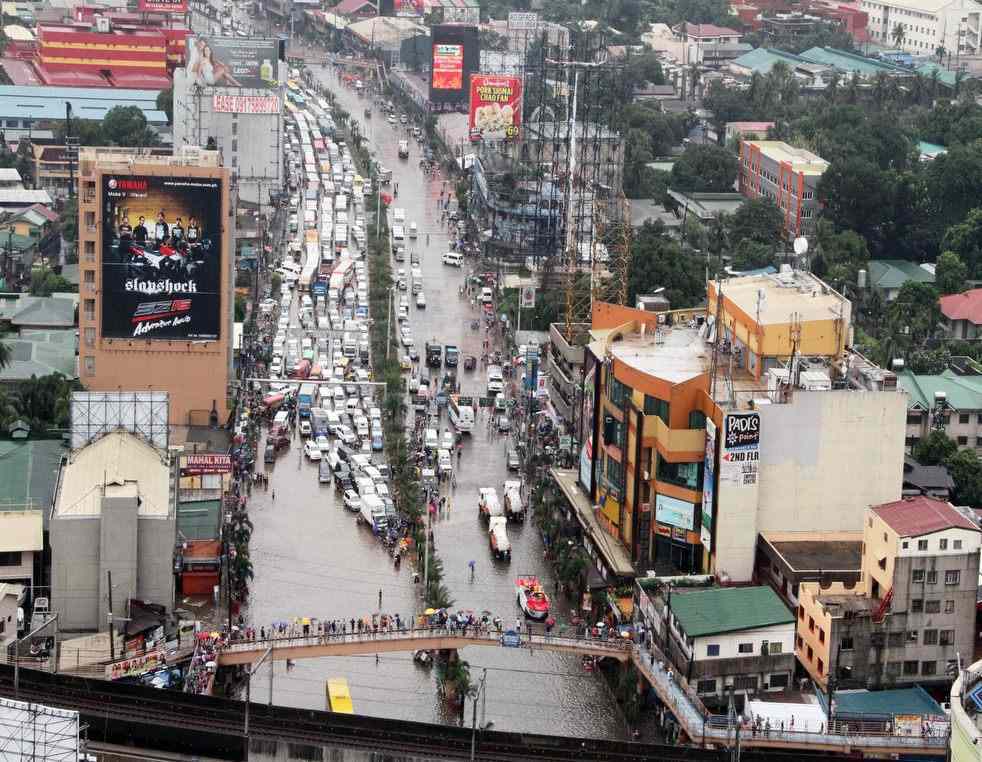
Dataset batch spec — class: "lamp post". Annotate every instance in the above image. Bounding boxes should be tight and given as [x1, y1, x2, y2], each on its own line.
[469, 668, 491, 762]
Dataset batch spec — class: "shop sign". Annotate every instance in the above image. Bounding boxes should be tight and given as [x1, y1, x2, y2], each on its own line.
[720, 412, 760, 487]
[507, 11, 538, 29]
[501, 630, 522, 647]
[106, 650, 164, 680]
[182, 454, 233, 475]
[671, 526, 686, 541]
[655, 494, 695, 531]
[700, 417, 716, 550]
[213, 94, 281, 114]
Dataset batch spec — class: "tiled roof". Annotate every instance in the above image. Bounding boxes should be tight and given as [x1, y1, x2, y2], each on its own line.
[669, 586, 793, 638]
[333, 0, 375, 14]
[872, 495, 979, 537]
[868, 259, 934, 290]
[941, 288, 982, 326]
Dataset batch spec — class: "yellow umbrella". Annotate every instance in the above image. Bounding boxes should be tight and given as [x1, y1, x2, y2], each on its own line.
[424, 608, 437, 615]
[302, 617, 311, 625]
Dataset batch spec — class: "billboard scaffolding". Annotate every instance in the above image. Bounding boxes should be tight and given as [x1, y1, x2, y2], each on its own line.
[70, 391, 170, 450]
[0, 697, 80, 762]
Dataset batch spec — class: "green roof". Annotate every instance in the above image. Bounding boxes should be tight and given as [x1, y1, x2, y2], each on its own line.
[799, 47, 904, 75]
[868, 259, 935, 290]
[669, 586, 793, 638]
[818, 686, 944, 718]
[898, 368, 982, 412]
[916, 62, 957, 88]
[731, 47, 808, 75]
[0, 439, 64, 513]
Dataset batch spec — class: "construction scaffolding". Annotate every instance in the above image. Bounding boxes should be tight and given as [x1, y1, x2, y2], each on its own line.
[0, 697, 80, 762]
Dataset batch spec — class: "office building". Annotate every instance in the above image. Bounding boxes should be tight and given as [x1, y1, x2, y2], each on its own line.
[796, 496, 981, 690]
[738, 140, 828, 239]
[76, 147, 232, 427]
[859, 0, 981, 56]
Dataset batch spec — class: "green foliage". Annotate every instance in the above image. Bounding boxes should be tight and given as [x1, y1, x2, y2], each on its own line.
[942, 207, 982, 278]
[810, 221, 869, 292]
[914, 430, 958, 466]
[882, 280, 941, 361]
[234, 293, 246, 322]
[924, 141, 982, 234]
[946, 448, 982, 507]
[57, 106, 161, 148]
[670, 144, 739, 193]
[0, 373, 77, 431]
[29, 269, 75, 296]
[628, 221, 705, 307]
[270, 272, 282, 295]
[935, 250, 968, 295]
[728, 198, 784, 247]
[156, 88, 174, 125]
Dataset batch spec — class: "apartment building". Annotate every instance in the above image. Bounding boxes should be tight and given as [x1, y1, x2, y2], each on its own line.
[738, 140, 828, 239]
[796, 496, 981, 690]
[897, 367, 982, 452]
[858, 0, 982, 56]
[546, 322, 589, 426]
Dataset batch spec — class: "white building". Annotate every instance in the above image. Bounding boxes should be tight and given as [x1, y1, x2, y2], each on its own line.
[0, 583, 24, 648]
[859, 0, 982, 56]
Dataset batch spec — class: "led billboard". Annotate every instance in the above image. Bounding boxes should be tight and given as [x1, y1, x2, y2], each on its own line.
[138, 0, 188, 12]
[469, 74, 522, 141]
[432, 43, 463, 89]
[101, 175, 224, 340]
[429, 24, 479, 106]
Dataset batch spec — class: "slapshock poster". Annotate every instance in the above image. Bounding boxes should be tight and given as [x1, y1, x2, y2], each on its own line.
[101, 175, 223, 340]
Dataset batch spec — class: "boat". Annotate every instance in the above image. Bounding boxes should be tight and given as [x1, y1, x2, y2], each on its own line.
[489, 516, 511, 561]
[515, 575, 550, 620]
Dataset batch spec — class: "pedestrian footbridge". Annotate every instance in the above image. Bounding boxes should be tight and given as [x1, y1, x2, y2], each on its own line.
[216, 628, 633, 666]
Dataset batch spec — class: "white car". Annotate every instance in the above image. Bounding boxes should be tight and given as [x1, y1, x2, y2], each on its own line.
[300, 420, 312, 436]
[315, 435, 331, 452]
[401, 332, 414, 348]
[337, 426, 357, 445]
[342, 489, 361, 512]
[441, 431, 455, 450]
[416, 292, 426, 309]
[304, 441, 322, 461]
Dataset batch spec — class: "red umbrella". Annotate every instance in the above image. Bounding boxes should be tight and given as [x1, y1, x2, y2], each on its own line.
[545, 616, 556, 627]
[381, 192, 393, 205]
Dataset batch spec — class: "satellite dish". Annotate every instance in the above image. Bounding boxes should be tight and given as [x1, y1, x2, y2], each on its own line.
[793, 236, 809, 256]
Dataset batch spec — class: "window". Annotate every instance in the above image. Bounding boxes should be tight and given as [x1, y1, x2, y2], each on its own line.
[798, 605, 805, 620]
[911, 599, 923, 612]
[706, 644, 720, 657]
[768, 673, 789, 689]
[907, 630, 918, 643]
[925, 600, 941, 614]
[807, 645, 813, 660]
[940, 630, 954, 646]
[912, 569, 925, 582]
[84, 327, 95, 348]
[927, 570, 938, 584]
[887, 661, 902, 677]
[656, 458, 702, 490]
[733, 675, 758, 691]
[83, 239, 95, 261]
[917, 540, 928, 551]
[946, 570, 961, 585]
[0, 551, 20, 566]
[923, 629, 938, 645]
[954, 540, 963, 550]
[907, 412, 922, 425]
[940, 539, 948, 550]
[808, 616, 815, 632]
[945, 600, 955, 614]
[609, 378, 632, 408]
[819, 629, 825, 644]
[738, 643, 753, 654]
[958, 436, 968, 445]
[83, 356, 95, 376]
[840, 637, 854, 651]
[922, 661, 937, 676]
[960, 414, 970, 424]
[688, 410, 706, 429]
[697, 678, 717, 694]
[768, 642, 783, 655]
[903, 660, 919, 676]
[817, 658, 825, 675]
[796, 635, 803, 649]
[643, 394, 669, 424]
[84, 299, 95, 322]
[888, 631, 903, 647]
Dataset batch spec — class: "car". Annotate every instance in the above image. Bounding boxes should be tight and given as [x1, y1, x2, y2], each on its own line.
[441, 430, 455, 450]
[506, 447, 520, 471]
[407, 343, 419, 361]
[315, 435, 331, 452]
[300, 420, 312, 436]
[264, 444, 276, 464]
[400, 114, 408, 124]
[304, 441, 322, 461]
[401, 332, 414, 348]
[337, 426, 357, 445]
[399, 354, 412, 371]
[411, 250, 420, 265]
[342, 489, 361, 512]
[416, 293, 426, 309]
[319, 460, 333, 483]
[497, 414, 512, 433]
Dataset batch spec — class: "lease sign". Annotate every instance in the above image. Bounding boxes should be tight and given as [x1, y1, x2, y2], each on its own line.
[468, 74, 523, 141]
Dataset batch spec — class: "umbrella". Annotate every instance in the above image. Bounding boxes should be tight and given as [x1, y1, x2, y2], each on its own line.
[424, 608, 437, 615]
[302, 617, 311, 625]
[545, 616, 556, 627]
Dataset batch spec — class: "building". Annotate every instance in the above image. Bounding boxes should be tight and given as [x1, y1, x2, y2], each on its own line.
[0, 330, 77, 383]
[4, 203, 57, 241]
[33, 142, 170, 201]
[0, 583, 24, 647]
[0, 507, 42, 593]
[661, 585, 796, 700]
[665, 190, 746, 222]
[724, 122, 776, 143]
[674, 22, 743, 45]
[902, 455, 955, 499]
[798, 45, 912, 74]
[49, 431, 176, 632]
[755, 530, 863, 610]
[897, 366, 982, 451]
[951, 661, 982, 759]
[796, 496, 981, 690]
[547, 322, 589, 425]
[331, 0, 377, 18]
[941, 288, 982, 340]
[738, 140, 828, 239]
[76, 147, 233, 428]
[866, 259, 935, 301]
[728, 48, 832, 88]
[859, 0, 981, 56]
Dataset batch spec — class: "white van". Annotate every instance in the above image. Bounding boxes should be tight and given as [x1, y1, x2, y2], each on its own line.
[424, 428, 439, 449]
[442, 252, 463, 267]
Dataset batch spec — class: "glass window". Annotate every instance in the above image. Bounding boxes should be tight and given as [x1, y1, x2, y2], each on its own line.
[738, 643, 753, 654]
[656, 457, 702, 490]
[940, 539, 948, 550]
[0, 551, 20, 566]
[688, 410, 706, 429]
[609, 377, 632, 408]
[940, 630, 954, 646]
[917, 540, 928, 551]
[697, 678, 717, 694]
[706, 644, 720, 657]
[911, 599, 923, 612]
[925, 600, 941, 613]
[945, 600, 955, 613]
[768, 642, 782, 655]
[946, 570, 961, 585]
[912, 569, 925, 582]
[840, 637, 854, 651]
[923, 629, 938, 645]
[954, 540, 963, 550]
[922, 661, 936, 675]
[733, 675, 758, 690]
[960, 414, 970, 424]
[927, 570, 938, 584]
[643, 394, 670, 424]
[903, 660, 919, 676]
[769, 673, 789, 688]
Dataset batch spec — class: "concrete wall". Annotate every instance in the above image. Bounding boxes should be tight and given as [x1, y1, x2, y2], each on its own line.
[137, 516, 177, 615]
[99, 496, 139, 631]
[50, 517, 102, 631]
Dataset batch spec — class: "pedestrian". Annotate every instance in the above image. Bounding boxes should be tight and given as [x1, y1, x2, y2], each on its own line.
[272, 490, 276, 501]
[515, 618, 522, 634]
[378, 588, 383, 609]
[468, 559, 475, 581]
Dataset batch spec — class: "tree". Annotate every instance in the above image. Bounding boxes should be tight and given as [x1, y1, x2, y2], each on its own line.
[29, 270, 75, 296]
[627, 221, 704, 307]
[935, 250, 968, 295]
[818, 159, 894, 245]
[234, 293, 247, 322]
[0, 338, 10, 372]
[101, 106, 161, 147]
[946, 448, 982, 507]
[623, 129, 655, 198]
[884, 280, 941, 360]
[891, 22, 906, 48]
[913, 430, 958, 466]
[670, 144, 739, 193]
[810, 221, 869, 292]
[925, 142, 982, 236]
[156, 88, 174, 125]
[942, 207, 982, 278]
[728, 198, 784, 247]
[731, 239, 777, 271]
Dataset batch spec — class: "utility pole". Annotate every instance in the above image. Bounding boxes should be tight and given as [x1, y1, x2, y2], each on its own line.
[107, 569, 115, 662]
[469, 668, 488, 762]
[65, 102, 75, 199]
[244, 645, 274, 760]
[422, 503, 431, 603]
[226, 511, 234, 633]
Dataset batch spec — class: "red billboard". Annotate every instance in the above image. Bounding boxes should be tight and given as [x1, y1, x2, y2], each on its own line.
[468, 74, 523, 141]
[432, 43, 463, 90]
[139, 0, 188, 13]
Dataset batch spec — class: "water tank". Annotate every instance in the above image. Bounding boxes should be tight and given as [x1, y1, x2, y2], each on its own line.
[857, 269, 867, 289]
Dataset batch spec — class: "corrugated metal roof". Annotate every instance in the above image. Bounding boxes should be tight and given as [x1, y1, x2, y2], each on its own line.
[868, 259, 935, 290]
[872, 495, 979, 537]
[817, 686, 944, 718]
[0, 510, 42, 552]
[898, 368, 982, 412]
[669, 586, 794, 638]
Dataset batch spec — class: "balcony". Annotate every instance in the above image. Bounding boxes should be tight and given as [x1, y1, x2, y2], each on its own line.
[643, 416, 705, 455]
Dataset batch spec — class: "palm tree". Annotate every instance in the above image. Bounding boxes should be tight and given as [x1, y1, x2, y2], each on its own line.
[891, 22, 906, 48]
[846, 72, 860, 104]
[826, 71, 841, 103]
[688, 63, 701, 101]
[872, 71, 889, 107]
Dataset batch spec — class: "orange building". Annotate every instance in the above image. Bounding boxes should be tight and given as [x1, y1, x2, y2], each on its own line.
[76, 148, 232, 430]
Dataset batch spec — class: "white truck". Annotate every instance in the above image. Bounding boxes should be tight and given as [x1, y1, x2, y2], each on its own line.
[503, 480, 525, 523]
[398, 139, 409, 159]
[478, 487, 503, 521]
[489, 516, 511, 561]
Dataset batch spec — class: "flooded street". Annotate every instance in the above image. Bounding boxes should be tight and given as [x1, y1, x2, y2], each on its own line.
[243, 61, 632, 739]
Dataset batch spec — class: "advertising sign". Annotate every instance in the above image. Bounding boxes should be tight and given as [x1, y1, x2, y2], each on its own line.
[468, 74, 523, 142]
[500, 630, 523, 647]
[139, 0, 188, 12]
[579, 363, 596, 492]
[507, 11, 538, 30]
[655, 494, 695, 531]
[432, 43, 463, 90]
[700, 417, 716, 550]
[101, 175, 224, 340]
[720, 412, 761, 487]
[186, 36, 280, 90]
[181, 453, 232, 475]
[106, 650, 164, 680]
[212, 94, 281, 114]
[519, 284, 535, 308]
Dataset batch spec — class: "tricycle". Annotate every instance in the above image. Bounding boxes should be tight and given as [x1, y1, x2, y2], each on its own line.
[463, 355, 477, 371]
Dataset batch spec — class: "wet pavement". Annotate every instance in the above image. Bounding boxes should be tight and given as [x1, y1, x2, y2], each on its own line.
[242, 59, 634, 739]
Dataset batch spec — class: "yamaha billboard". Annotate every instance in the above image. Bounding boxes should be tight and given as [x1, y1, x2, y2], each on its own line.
[101, 175, 224, 340]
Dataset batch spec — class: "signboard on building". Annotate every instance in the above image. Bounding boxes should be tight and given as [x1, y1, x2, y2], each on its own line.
[186, 36, 280, 90]
[212, 94, 281, 114]
[101, 174, 224, 340]
[578, 363, 596, 493]
[720, 412, 760, 487]
[139, 0, 188, 12]
[432, 43, 463, 89]
[70, 391, 169, 450]
[507, 11, 538, 30]
[468, 74, 523, 142]
[701, 417, 716, 550]
[105, 650, 164, 680]
[429, 24, 478, 104]
[519, 283, 535, 308]
[655, 493, 695, 531]
[181, 453, 232, 475]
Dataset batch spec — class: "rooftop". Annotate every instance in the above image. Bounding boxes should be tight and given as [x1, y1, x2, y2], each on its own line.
[0, 329, 77, 382]
[916, 62, 957, 88]
[897, 368, 982, 412]
[731, 47, 815, 75]
[761, 531, 863, 572]
[677, 22, 741, 37]
[903, 455, 955, 492]
[868, 259, 935, 290]
[743, 141, 829, 175]
[608, 323, 709, 385]
[872, 495, 979, 538]
[666, 190, 745, 220]
[799, 46, 906, 75]
[347, 16, 428, 47]
[55, 431, 171, 518]
[0, 439, 65, 513]
[0, 509, 42, 552]
[0, 189, 51, 206]
[670, 586, 794, 638]
[714, 270, 845, 326]
[941, 288, 982, 326]
[0, 85, 168, 124]
[817, 686, 945, 718]
[6, 295, 76, 328]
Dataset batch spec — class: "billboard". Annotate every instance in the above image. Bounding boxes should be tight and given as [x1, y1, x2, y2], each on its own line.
[700, 417, 716, 550]
[181, 453, 233, 475]
[101, 175, 224, 340]
[432, 43, 463, 89]
[507, 11, 538, 30]
[578, 362, 596, 492]
[186, 36, 280, 90]
[212, 94, 281, 114]
[71, 391, 170, 450]
[656, 494, 695, 531]
[720, 412, 760, 487]
[139, 0, 188, 11]
[469, 74, 523, 142]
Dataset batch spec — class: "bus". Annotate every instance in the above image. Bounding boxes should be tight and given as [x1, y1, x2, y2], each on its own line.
[326, 678, 353, 713]
[448, 395, 475, 433]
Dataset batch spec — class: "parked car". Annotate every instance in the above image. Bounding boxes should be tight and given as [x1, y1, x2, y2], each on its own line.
[343, 489, 361, 512]
[506, 447, 520, 471]
[497, 414, 511, 433]
[304, 441, 322, 461]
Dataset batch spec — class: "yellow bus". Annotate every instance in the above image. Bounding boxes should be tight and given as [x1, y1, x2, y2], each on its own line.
[326, 678, 353, 713]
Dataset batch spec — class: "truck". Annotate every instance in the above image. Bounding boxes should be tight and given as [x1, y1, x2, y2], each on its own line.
[478, 487, 503, 522]
[360, 494, 387, 535]
[437, 448, 453, 475]
[503, 480, 525, 522]
[489, 516, 511, 561]
[425, 341, 443, 368]
[444, 344, 459, 367]
[448, 395, 474, 433]
[298, 382, 316, 418]
[398, 139, 409, 159]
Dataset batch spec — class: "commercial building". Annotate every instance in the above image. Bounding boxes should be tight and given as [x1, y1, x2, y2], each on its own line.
[0, 509, 43, 591]
[897, 366, 982, 451]
[49, 431, 176, 632]
[76, 147, 233, 428]
[796, 496, 981, 690]
[859, 0, 981, 56]
[738, 140, 828, 239]
[34, 143, 170, 201]
[941, 288, 982, 340]
[546, 322, 589, 426]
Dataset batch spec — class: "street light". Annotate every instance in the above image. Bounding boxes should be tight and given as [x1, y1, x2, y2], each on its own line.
[469, 668, 490, 762]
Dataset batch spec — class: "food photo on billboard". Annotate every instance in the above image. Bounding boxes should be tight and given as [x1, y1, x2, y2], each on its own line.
[186, 36, 279, 90]
[432, 43, 463, 90]
[101, 175, 223, 341]
[469, 74, 522, 141]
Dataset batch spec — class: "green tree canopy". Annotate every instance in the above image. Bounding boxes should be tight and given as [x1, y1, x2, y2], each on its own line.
[156, 87, 174, 125]
[670, 144, 739, 193]
[913, 430, 958, 466]
[942, 207, 982, 279]
[727, 198, 784, 247]
[627, 221, 705, 308]
[935, 250, 968, 295]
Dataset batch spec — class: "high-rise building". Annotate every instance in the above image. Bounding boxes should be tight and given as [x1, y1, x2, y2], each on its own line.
[76, 147, 232, 429]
